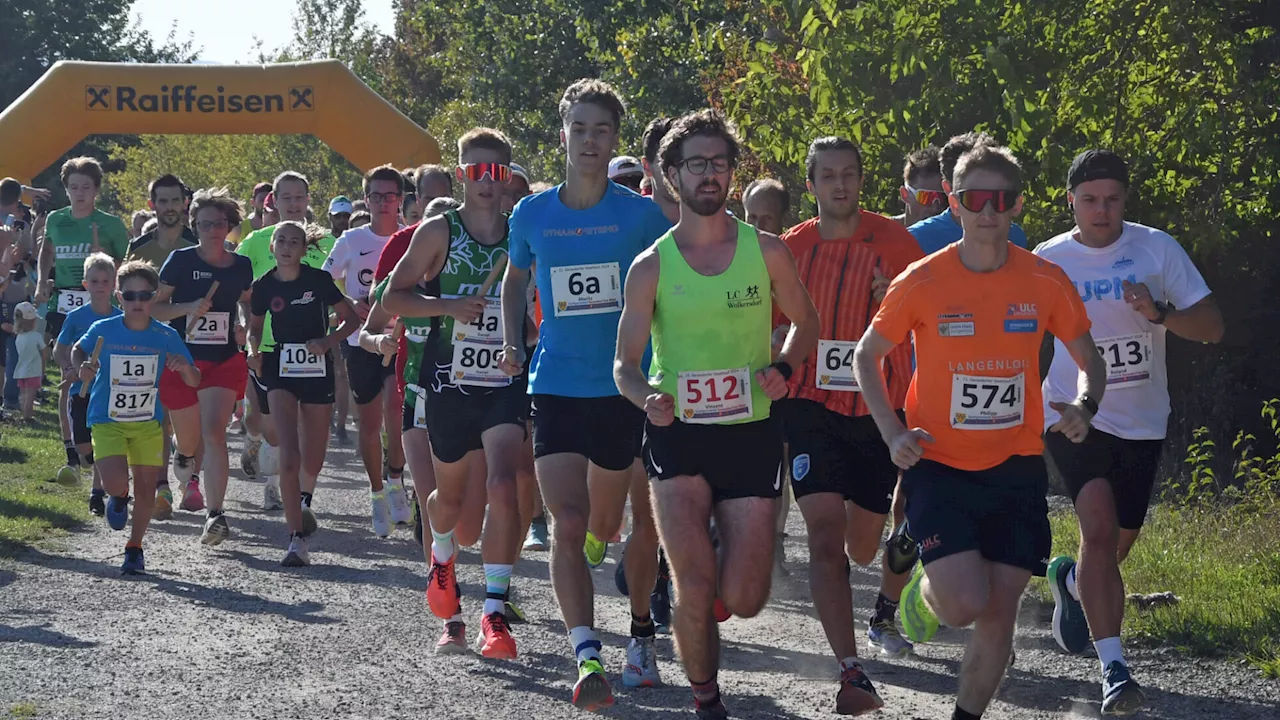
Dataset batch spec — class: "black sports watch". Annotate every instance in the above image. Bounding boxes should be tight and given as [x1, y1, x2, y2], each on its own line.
[1077, 394, 1099, 417]
[770, 360, 794, 381]
[1151, 301, 1171, 325]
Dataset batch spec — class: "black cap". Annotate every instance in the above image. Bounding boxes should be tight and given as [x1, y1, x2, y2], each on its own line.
[1068, 149, 1129, 190]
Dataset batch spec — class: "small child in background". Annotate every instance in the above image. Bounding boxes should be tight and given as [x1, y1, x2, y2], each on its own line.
[13, 301, 46, 420]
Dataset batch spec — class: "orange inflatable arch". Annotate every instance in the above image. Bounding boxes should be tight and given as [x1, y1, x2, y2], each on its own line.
[0, 60, 441, 184]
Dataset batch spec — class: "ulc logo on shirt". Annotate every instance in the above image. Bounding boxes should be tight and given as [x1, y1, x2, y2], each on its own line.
[1004, 302, 1038, 333]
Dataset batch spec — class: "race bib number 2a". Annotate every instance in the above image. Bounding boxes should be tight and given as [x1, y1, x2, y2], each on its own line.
[57, 290, 89, 314]
[678, 367, 752, 424]
[550, 263, 622, 317]
[950, 373, 1024, 430]
[108, 354, 158, 422]
[279, 343, 326, 377]
[188, 311, 230, 345]
[1096, 332, 1152, 388]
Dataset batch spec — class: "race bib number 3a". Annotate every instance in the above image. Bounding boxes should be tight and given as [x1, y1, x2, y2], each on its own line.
[1096, 332, 1152, 388]
[550, 263, 622, 317]
[817, 339, 859, 391]
[950, 373, 1024, 430]
[279, 343, 326, 377]
[57, 289, 89, 314]
[678, 367, 753, 424]
[108, 354, 158, 422]
[188, 311, 230, 345]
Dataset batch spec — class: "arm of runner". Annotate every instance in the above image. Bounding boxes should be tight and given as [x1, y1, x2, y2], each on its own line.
[498, 264, 532, 374]
[71, 339, 97, 386]
[614, 251, 673, 426]
[315, 296, 361, 355]
[35, 234, 53, 303]
[855, 327, 932, 469]
[1153, 294, 1223, 344]
[1048, 329, 1107, 443]
[759, 232, 818, 399]
[358, 302, 398, 359]
[245, 310, 265, 373]
[150, 283, 211, 322]
[382, 217, 476, 322]
[235, 289, 252, 346]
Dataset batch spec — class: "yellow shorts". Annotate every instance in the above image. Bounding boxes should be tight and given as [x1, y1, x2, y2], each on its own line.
[91, 420, 164, 467]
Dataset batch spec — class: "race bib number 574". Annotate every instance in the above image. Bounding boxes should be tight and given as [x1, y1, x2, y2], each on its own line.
[950, 373, 1024, 430]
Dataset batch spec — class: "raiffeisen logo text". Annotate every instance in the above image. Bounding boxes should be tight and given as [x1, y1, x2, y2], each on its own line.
[85, 84, 314, 113]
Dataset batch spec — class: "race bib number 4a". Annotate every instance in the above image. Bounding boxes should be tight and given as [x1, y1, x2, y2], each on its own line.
[678, 367, 753, 424]
[279, 343, 326, 377]
[817, 339, 859, 391]
[188, 311, 230, 345]
[453, 298, 501, 344]
[1096, 332, 1152, 388]
[950, 373, 1024, 430]
[550, 263, 622, 317]
[57, 289, 89, 314]
[108, 354, 158, 422]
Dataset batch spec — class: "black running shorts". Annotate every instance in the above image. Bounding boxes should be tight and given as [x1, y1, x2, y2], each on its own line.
[643, 417, 784, 504]
[778, 398, 899, 514]
[1043, 428, 1163, 531]
[530, 394, 643, 472]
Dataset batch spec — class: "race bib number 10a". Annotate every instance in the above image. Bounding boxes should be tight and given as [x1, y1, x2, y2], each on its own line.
[279, 343, 326, 377]
[950, 373, 1024, 430]
[108, 354, 158, 422]
[57, 289, 89, 314]
[550, 263, 622, 317]
[678, 367, 753, 424]
[1096, 332, 1152, 388]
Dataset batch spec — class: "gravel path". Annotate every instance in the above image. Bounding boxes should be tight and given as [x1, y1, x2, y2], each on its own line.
[2, 431, 1276, 719]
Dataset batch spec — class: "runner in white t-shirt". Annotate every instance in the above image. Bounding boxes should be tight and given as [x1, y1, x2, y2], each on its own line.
[1035, 150, 1224, 717]
[322, 165, 412, 537]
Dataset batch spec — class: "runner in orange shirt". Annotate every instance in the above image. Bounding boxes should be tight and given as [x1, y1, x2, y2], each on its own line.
[776, 136, 926, 680]
[853, 144, 1105, 720]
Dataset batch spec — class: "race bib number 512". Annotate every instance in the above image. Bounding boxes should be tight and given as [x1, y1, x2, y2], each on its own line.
[678, 367, 752, 424]
[950, 373, 1024, 430]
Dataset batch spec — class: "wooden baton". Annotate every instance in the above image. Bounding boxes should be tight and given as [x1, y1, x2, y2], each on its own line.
[186, 280, 221, 341]
[79, 336, 104, 398]
[382, 321, 404, 367]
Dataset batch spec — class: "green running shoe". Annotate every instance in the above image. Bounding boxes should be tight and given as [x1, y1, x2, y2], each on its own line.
[583, 531, 608, 568]
[900, 563, 940, 644]
[573, 658, 614, 711]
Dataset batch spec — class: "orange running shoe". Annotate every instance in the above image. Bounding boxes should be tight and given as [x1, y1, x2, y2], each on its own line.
[479, 612, 517, 659]
[713, 597, 732, 623]
[435, 620, 468, 655]
[426, 557, 458, 619]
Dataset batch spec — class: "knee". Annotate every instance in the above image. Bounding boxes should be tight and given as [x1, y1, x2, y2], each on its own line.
[486, 472, 517, 507]
[806, 525, 846, 566]
[721, 575, 771, 618]
[549, 507, 587, 545]
[931, 583, 988, 628]
[1078, 514, 1118, 550]
[845, 536, 878, 568]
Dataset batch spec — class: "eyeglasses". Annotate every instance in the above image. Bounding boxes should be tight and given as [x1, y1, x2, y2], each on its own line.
[120, 290, 156, 302]
[367, 191, 403, 205]
[678, 156, 733, 176]
[904, 184, 946, 207]
[953, 189, 1019, 214]
[462, 163, 512, 183]
[196, 220, 229, 232]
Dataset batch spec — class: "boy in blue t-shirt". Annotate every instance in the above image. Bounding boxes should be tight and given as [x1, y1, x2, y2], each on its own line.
[53, 252, 121, 515]
[72, 260, 199, 575]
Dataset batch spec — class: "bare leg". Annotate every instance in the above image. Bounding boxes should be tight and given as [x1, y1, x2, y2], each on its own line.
[356, 394, 385, 491]
[587, 463, 631, 541]
[712, 496, 775, 617]
[168, 404, 201, 460]
[651, 474, 717, 683]
[625, 461, 658, 618]
[128, 466, 160, 547]
[955, 562, 1030, 715]
[402, 426, 438, 561]
[383, 377, 405, 472]
[538, 453, 594, 630]
[269, 390, 303, 534]
[479, 424, 525, 565]
[427, 450, 481, 543]
[878, 480, 910, 603]
[197, 387, 236, 512]
[799, 493, 859, 660]
[299, 401, 331, 492]
[1075, 478, 1124, 640]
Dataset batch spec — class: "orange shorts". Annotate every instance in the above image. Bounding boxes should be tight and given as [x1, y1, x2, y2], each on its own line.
[160, 353, 248, 411]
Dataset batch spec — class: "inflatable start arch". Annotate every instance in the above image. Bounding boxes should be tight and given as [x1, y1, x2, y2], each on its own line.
[0, 60, 441, 183]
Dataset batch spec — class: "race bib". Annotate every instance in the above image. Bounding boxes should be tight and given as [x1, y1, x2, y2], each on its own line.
[1096, 332, 1152, 388]
[108, 354, 158, 422]
[950, 373, 1024, 430]
[451, 340, 508, 387]
[678, 367, 753, 424]
[187, 311, 230, 345]
[408, 384, 428, 429]
[279, 343, 326, 378]
[57, 289, 89, 314]
[550, 263, 622, 317]
[453, 298, 502, 344]
[817, 339, 859, 391]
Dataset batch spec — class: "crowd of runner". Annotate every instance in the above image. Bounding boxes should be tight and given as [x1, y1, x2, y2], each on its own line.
[0, 77, 1223, 720]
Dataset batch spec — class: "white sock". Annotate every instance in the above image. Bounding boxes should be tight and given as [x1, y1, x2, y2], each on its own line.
[446, 612, 463, 626]
[839, 656, 862, 673]
[568, 625, 601, 664]
[249, 431, 262, 442]
[1095, 636, 1124, 670]
[430, 523, 455, 564]
[1066, 563, 1080, 602]
[258, 442, 278, 475]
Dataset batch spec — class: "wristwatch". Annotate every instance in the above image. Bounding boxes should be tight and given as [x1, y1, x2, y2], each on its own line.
[770, 360, 794, 381]
[1151, 301, 1171, 325]
[1077, 394, 1099, 417]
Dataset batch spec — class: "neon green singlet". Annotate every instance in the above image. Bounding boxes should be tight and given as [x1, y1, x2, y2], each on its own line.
[649, 219, 773, 425]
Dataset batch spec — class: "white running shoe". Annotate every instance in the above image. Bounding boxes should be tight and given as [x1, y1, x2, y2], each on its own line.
[371, 491, 392, 538]
[201, 513, 231, 546]
[386, 478, 412, 525]
[622, 636, 661, 688]
[282, 535, 310, 567]
[262, 475, 283, 511]
[258, 442, 279, 476]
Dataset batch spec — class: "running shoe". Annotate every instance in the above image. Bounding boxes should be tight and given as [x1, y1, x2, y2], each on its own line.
[1101, 661, 1146, 716]
[503, 599, 527, 624]
[523, 515, 549, 551]
[885, 521, 918, 575]
[1047, 555, 1090, 654]
[868, 619, 914, 657]
[152, 485, 174, 520]
[105, 495, 129, 531]
[240, 436, 260, 478]
[89, 489, 105, 517]
[695, 694, 729, 720]
[900, 563, 939, 643]
[713, 597, 732, 623]
[120, 546, 145, 575]
[180, 477, 204, 512]
[479, 612, 518, 659]
[386, 478, 412, 525]
[435, 621, 468, 655]
[301, 500, 318, 537]
[572, 658, 614, 711]
[622, 635, 660, 688]
[262, 475, 282, 511]
[335, 425, 350, 446]
[370, 491, 392, 538]
[835, 663, 884, 716]
[425, 557, 459, 619]
[171, 452, 194, 487]
[201, 513, 230, 546]
[281, 534, 310, 567]
[584, 531, 608, 568]
[55, 464, 79, 486]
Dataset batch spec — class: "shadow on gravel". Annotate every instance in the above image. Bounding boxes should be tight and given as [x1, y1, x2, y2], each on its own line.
[0, 620, 97, 648]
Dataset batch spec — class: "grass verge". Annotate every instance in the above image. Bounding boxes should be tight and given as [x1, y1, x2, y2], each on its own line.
[1034, 500, 1280, 677]
[0, 379, 88, 556]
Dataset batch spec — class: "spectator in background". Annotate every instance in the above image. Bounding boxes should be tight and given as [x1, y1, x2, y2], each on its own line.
[742, 178, 790, 236]
[349, 210, 372, 229]
[12, 301, 45, 421]
[230, 182, 273, 245]
[262, 191, 281, 227]
[505, 163, 532, 213]
[893, 147, 947, 227]
[131, 210, 155, 239]
[608, 155, 644, 192]
[329, 196, 354, 237]
[401, 192, 421, 226]
[1, 215, 37, 411]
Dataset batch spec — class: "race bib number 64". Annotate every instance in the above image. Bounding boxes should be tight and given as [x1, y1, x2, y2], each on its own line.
[950, 373, 1024, 430]
[678, 367, 753, 424]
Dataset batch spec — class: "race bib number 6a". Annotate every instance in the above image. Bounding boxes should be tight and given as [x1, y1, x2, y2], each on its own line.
[57, 289, 89, 314]
[1096, 331, 1152, 388]
[108, 354, 158, 422]
[950, 373, 1024, 430]
[550, 263, 622, 317]
[188, 311, 230, 345]
[678, 367, 753, 424]
[279, 343, 326, 377]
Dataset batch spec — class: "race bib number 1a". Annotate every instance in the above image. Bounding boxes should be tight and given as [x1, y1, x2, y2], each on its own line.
[279, 343, 326, 377]
[950, 373, 1024, 430]
[678, 367, 753, 424]
[188, 311, 230, 345]
[550, 263, 622, 317]
[1096, 332, 1152, 388]
[57, 289, 89, 314]
[108, 354, 158, 422]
